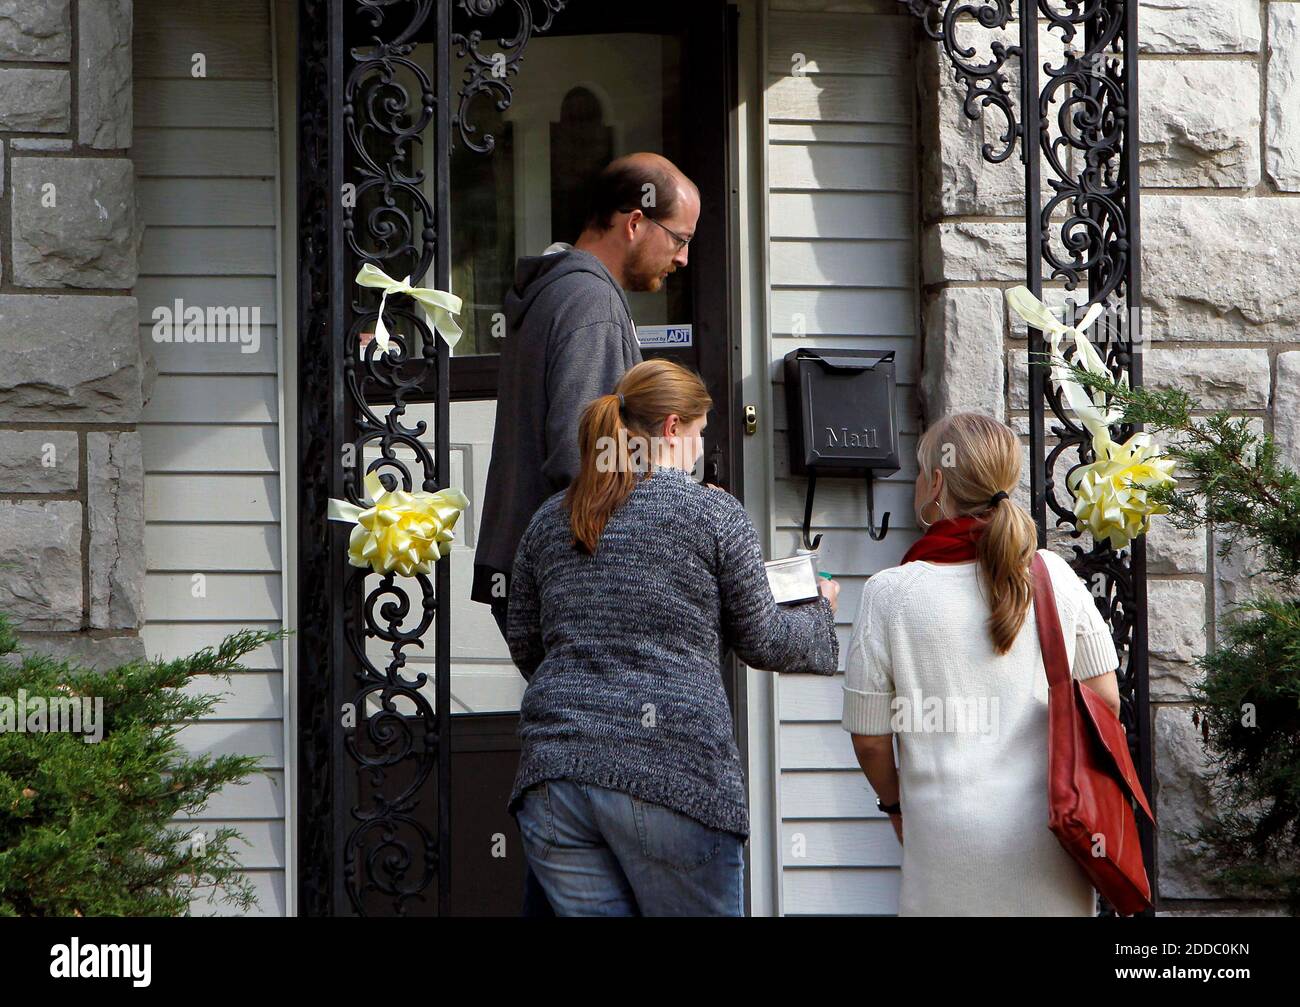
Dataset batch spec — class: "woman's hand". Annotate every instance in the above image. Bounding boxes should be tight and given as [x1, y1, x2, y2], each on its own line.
[889, 812, 903, 846]
[818, 577, 840, 614]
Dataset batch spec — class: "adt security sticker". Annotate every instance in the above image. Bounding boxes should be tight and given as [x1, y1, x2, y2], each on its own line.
[636, 324, 693, 348]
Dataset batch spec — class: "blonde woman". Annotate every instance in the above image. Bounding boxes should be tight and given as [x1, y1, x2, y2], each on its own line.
[841, 411, 1122, 916]
[508, 358, 840, 916]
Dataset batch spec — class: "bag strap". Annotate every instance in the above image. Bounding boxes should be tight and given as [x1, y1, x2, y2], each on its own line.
[1030, 552, 1072, 689]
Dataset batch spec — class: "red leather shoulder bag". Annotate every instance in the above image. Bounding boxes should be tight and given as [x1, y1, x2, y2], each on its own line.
[1031, 553, 1156, 916]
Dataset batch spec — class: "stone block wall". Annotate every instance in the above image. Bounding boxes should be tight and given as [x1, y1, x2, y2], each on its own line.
[916, 1, 1297, 911]
[0, 0, 144, 669]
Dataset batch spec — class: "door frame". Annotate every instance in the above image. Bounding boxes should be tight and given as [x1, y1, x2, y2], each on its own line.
[438, 0, 748, 917]
[293, 0, 747, 917]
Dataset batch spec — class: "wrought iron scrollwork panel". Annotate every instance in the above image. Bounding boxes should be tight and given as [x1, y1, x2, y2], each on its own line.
[1036, 0, 1129, 303]
[299, 0, 442, 920]
[1033, 0, 1146, 792]
[452, 0, 567, 152]
[906, 0, 1022, 163]
[1043, 297, 1146, 763]
[340, 0, 446, 917]
[301, 0, 573, 917]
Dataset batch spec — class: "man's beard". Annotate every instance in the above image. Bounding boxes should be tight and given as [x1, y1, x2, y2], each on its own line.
[624, 245, 670, 292]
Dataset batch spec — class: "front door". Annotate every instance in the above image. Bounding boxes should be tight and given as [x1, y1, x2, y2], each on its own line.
[441, 0, 740, 916]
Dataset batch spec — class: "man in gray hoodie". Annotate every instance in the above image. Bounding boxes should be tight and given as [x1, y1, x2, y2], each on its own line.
[471, 152, 701, 634]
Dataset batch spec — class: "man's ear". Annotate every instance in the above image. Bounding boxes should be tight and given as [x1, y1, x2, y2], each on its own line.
[624, 208, 643, 242]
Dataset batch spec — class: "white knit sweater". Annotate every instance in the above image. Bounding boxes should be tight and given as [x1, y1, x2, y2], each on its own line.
[841, 549, 1119, 917]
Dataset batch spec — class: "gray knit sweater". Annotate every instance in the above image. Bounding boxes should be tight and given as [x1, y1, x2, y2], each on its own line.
[506, 464, 839, 838]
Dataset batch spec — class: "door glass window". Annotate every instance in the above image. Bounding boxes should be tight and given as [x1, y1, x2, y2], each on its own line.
[413, 31, 692, 715]
[428, 32, 690, 361]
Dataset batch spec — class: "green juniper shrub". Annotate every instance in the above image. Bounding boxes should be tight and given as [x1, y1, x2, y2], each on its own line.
[1189, 597, 1300, 904]
[0, 619, 287, 916]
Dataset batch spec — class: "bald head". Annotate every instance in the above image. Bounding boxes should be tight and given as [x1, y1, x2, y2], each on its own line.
[583, 152, 698, 234]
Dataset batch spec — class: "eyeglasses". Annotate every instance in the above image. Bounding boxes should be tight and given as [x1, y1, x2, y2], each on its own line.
[619, 209, 692, 251]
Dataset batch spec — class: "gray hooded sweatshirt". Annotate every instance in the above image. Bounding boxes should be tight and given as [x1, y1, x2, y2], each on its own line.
[471, 248, 643, 606]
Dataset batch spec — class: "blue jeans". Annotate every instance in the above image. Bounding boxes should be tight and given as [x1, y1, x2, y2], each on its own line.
[514, 779, 745, 916]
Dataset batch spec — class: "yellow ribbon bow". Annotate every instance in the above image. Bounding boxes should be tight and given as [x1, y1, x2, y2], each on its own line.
[1005, 285, 1176, 549]
[355, 262, 464, 353]
[1066, 431, 1176, 550]
[327, 470, 470, 577]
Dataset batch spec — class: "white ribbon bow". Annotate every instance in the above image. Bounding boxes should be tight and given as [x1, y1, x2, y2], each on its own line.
[1005, 285, 1122, 435]
[355, 263, 464, 353]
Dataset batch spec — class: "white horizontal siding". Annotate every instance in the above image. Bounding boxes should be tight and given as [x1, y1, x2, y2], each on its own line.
[765, 2, 921, 916]
[133, 0, 287, 917]
[134, 0, 274, 78]
[770, 191, 915, 238]
[139, 228, 278, 275]
[770, 288, 914, 336]
[132, 129, 277, 175]
[140, 427, 280, 472]
[783, 869, 900, 916]
[145, 475, 282, 522]
[782, 820, 902, 867]
[135, 179, 277, 225]
[180, 671, 285, 719]
[144, 574, 282, 621]
[767, 75, 912, 125]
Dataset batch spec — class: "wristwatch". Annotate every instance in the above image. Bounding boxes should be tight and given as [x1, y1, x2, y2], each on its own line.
[876, 796, 902, 815]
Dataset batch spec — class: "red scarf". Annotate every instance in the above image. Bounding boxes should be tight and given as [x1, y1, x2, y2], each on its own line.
[901, 515, 990, 564]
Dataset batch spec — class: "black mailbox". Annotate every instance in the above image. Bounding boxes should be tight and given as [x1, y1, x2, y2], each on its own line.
[782, 347, 900, 544]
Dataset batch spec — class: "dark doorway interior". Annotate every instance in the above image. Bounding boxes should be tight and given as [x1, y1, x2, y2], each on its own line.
[442, 0, 740, 916]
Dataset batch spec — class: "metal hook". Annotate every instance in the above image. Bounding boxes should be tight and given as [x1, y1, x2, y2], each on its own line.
[803, 470, 890, 547]
[801, 469, 822, 552]
[866, 472, 890, 542]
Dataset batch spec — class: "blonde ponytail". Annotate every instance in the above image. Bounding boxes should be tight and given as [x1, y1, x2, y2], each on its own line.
[917, 412, 1037, 655]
